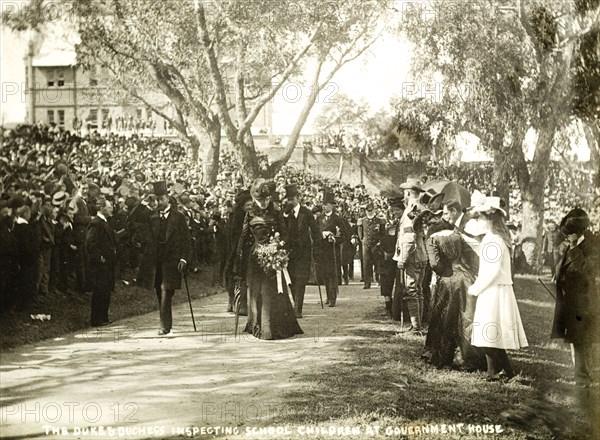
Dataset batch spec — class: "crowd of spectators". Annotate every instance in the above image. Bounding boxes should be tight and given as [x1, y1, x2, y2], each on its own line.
[0, 123, 597, 315]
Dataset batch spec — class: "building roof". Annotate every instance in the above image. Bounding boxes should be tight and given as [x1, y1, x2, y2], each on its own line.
[32, 49, 77, 67]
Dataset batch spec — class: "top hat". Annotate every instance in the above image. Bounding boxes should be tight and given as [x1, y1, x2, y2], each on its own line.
[399, 176, 424, 192]
[560, 208, 589, 235]
[322, 188, 336, 205]
[152, 181, 168, 197]
[284, 184, 299, 199]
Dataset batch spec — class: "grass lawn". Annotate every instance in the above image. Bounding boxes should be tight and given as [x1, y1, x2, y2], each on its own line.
[0, 265, 223, 351]
[272, 276, 598, 440]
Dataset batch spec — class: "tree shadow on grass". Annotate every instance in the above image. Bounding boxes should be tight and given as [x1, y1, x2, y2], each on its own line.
[276, 277, 593, 440]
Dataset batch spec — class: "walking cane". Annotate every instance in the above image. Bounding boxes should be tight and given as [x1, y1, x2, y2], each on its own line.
[311, 256, 325, 309]
[399, 268, 405, 330]
[233, 281, 242, 337]
[332, 238, 340, 298]
[537, 278, 556, 301]
[182, 270, 197, 332]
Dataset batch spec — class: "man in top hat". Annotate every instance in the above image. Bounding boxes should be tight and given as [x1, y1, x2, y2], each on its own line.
[552, 209, 600, 394]
[357, 200, 386, 289]
[137, 181, 191, 335]
[282, 184, 320, 318]
[314, 188, 347, 307]
[393, 175, 427, 332]
[86, 196, 116, 327]
[224, 189, 253, 313]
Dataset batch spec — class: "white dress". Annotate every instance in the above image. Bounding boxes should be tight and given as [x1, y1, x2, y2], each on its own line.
[469, 232, 528, 350]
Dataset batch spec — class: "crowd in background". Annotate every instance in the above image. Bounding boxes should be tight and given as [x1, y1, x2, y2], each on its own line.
[0, 123, 597, 315]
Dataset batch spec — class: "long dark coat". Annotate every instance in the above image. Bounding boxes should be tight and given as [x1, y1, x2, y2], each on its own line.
[339, 215, 355, 266]
[285, 205, 320, 283]
[551, 231, 600, 345]
[137, 209, 191, 291]
[314, 212, 348, 278]
[424, 231, 485, 371]
[85, 216, 116, 293]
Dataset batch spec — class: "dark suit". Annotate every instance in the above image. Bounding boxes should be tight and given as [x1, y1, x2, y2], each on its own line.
[86, 215, 116, 326]
[314, 212, 348, 306]
[13, 219, 41, 308]
[137, 207, 191, 332]
[284, 205, 320, 315]
[73, 197, 92, 292]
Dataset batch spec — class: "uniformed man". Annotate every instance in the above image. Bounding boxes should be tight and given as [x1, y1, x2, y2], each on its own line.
[393, 176, 427, 332]
[357, 201, 385, 289]
[379, 196, 405, 316]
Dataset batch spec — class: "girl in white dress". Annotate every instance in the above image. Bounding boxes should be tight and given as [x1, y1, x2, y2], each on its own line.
[468, 197, 528, 381]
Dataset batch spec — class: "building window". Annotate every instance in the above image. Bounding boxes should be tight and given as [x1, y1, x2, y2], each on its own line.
[89, 66, 98, 86]
[57, 70, 65, 87]
[136, 108, 143, 119]
[58, 110, 65, 126]
[47, 110, 55, 124]
[101, 109, 109, 128]
[90, 108, 98, 123]
[47, 69, 55, 87]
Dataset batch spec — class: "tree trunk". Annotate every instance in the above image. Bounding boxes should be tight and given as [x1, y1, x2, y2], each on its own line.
[491, 148, 512, 217]
[199, 129, 221, 185]
[237, 141, 262, 183]
[519, 123, 556, 272]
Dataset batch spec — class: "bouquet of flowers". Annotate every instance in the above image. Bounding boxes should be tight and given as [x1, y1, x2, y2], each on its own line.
[254, 235, 292, 298]
[254, 235, 289, 274]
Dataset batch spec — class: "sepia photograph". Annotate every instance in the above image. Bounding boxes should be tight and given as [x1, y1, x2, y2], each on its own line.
[0, 0, 598, 439]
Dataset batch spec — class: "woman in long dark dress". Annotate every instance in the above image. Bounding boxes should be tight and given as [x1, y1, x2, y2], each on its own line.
[423, 218, 486, 371]
[243, 215, 303, 340]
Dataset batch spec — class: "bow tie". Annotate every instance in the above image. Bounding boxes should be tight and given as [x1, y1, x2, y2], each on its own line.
[160, 211, 169, 220]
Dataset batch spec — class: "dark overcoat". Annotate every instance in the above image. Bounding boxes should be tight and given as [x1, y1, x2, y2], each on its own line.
[85, 216, 116, 293]
[137, 209, 191, 291]
[285, 205, 320, 283]
[314, 212, 347, 275]
[551, 231, 600, 345]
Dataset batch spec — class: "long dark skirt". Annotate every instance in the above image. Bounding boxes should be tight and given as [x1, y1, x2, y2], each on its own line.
[424, 268, 485, 370]
[244, 258, 303, 340]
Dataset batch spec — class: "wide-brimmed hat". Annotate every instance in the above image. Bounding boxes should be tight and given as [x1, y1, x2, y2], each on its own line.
[419, 188, 439, 206]
[469, 190, 487, 210]
[472, 196, 507, 217]
[399, 176, 424, 192]
[250, 178, 271, 200]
